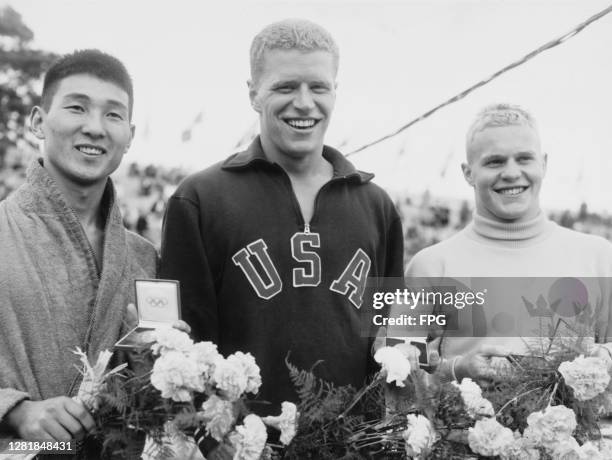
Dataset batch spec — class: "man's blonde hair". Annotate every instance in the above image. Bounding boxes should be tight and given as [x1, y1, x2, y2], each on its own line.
[250, 19, 339, 85]
[466, 103, 538, 160]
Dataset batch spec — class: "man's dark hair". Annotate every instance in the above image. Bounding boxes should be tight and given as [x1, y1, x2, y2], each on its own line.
[41, 49, 134, 119]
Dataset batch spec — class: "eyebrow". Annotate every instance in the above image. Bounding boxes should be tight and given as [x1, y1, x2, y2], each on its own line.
[480, 151, 536, 161]
[480, 154, 505, 161]
[271, 80, 299, 87]
[272, 79, 332, 87]
[62, 93, 128, 111]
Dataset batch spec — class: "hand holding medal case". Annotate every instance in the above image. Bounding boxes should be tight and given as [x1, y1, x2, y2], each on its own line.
[114, 279, 181, 350]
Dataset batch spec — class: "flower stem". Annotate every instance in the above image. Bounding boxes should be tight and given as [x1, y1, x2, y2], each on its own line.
[548, 381, 559, 406]
[495, 387, 541, 417]
[337, 374, 382, 420]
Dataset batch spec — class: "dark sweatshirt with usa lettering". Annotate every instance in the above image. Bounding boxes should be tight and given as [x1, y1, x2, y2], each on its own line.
[160, 137, 404, 414]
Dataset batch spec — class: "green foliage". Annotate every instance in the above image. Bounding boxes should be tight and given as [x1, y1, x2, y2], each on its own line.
[283, 357, 381, 459]
[282, 331, 610, 459]
[88, 356, 199, 459]
[428, 440, 473, 460]
[0, 6, 33, 41]
[483, 339, 601, 443]
[286, 357, 357, 426]
[0, 6, 58, 166]
[78, 325, 609, 459]
[282, 358, 493, 459]
[432, 383, 471, 431]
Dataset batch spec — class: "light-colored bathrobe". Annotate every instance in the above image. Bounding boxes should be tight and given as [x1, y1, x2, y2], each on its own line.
[0, 159, 157, 423]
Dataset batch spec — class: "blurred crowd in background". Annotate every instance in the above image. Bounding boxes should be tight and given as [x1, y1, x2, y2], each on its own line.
[0, 148, 185, 248]
[2, 4, 612, 262]
[2, 146, 611, 263]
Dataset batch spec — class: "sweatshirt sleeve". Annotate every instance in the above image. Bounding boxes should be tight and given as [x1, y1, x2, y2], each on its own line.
[159, 196, 219, 344]
[0, 388, 29, 423]
[370, 210, 405, 361]
[386, 213, 405, 279]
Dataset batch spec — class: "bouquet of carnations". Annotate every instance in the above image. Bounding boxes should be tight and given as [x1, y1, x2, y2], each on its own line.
[75, 329, 297, 459]
[333, 339, 612, 459]
[76, 327, 612, 459]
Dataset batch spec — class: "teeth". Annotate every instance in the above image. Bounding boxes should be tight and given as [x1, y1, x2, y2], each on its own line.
[77, 146, 104, 155]
[286, 119, 316, 129]
[499, 187, 526, 196]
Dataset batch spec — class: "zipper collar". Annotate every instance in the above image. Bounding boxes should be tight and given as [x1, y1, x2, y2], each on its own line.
[222, 135, 374, 184]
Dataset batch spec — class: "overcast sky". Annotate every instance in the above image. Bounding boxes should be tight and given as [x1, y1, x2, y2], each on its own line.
[6, 0, 612, 212]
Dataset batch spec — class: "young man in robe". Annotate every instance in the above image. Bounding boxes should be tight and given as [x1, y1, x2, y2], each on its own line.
[0, 50, 157, 449]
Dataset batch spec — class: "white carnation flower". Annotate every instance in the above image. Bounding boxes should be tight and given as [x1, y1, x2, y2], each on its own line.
[229, 414, 268, 460]
[591, 374, 612, 416]
[151, 350, 204, 401]
[227, 351, 262, 395]
[550, 436, 582, 460]
[468, 418, 514, 457]
[523, 405, 576, 452]
[579, 441, 605, 460]
[453, 378, 495, 419]
[469, 396, 495, 418]
[374, 346, 411, 387]
[593, 383, 612, 415]
[558, 355, 610, 401]
[190, 341, 221, 380]
[598, 439, 612, 454]
[499, 434, 540, 460]
[455, 378, 483, 398]
[150, 328, 193, 355]
[262, 402, 298, 445]
[402, 414, 437, 456]
[212, 356, 248, 401]
[200, 394, 236, 442]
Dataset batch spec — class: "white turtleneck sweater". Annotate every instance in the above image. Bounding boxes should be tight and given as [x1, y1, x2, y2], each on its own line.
[407, 212, 612, 278]
[404, 212, 612, 376]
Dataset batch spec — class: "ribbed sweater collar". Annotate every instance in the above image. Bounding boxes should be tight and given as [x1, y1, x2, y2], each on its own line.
[467, 212, 554, 247]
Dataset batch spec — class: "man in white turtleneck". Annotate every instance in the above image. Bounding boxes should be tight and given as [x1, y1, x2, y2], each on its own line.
[404, 103, 612, 382]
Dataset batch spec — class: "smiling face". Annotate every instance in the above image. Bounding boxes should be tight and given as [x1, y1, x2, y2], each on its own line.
[462, 123, 547, 223]
[30, 73, 134, 188]
[249, 49, 336, 163]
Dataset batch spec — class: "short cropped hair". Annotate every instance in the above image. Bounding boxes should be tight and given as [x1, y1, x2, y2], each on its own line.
[250, 19, 339, 85]
[41, 49, 134, 119]
[466, 103, 537, 158]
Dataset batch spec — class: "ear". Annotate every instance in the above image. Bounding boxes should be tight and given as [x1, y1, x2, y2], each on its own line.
[542, 152, 548, 175]
[461, 162, 474, 187]
[29, 106, 46, 140]
[247, 79, 261, 113]
[124, 124, 136, 153]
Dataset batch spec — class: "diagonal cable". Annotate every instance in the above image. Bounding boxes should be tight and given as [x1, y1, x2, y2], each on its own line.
[346, 3, 612, 157]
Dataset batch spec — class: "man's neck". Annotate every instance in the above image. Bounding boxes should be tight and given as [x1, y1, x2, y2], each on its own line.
[260, 136, 334, 224]
[67, 186, 106, 229]
[260, 137, 329, 178]
[43, 166, 107, 229]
